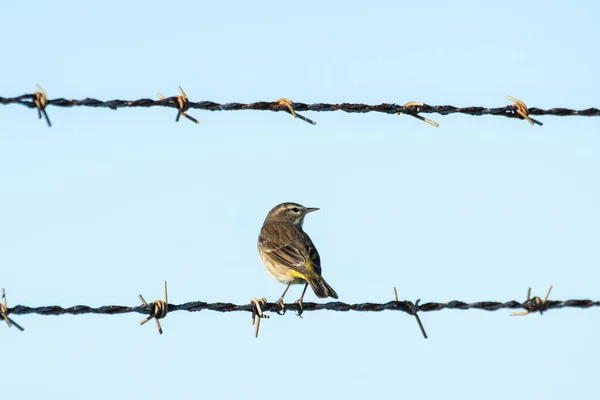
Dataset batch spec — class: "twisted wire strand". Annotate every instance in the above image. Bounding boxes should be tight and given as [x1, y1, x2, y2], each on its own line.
[8, 298, 599, 317]
[1, 94, 599, 119]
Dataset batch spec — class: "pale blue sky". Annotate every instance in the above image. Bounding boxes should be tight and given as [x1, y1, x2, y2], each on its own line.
[1, 1, 599, 399]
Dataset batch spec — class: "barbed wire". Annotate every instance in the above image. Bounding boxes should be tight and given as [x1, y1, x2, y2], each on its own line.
[11, 297, 599, 315]
[1, 86, 599, 128]
[2, 284, 598, 338]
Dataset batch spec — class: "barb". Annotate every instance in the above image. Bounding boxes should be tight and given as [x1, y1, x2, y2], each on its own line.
[505, 95, 543, 126]
[250, 297, 269, 338]
[397, 101, 439, 127]
[274, 98, 316, 125]
[156, 87, 199, 124]
[510, 285, 553, 316]
[138, 281, 169, 334]
[2, 91, 598, 128]
[33, 85, 51, 127]
[1, 289, 25, 331]
[393, 287, 428, 339]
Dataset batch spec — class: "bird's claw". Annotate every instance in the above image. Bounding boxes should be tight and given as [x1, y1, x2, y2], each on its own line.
[294, 299, 304, 318]
[276, 298, 286, 315]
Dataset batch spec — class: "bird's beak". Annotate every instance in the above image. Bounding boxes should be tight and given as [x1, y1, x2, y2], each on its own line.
[305, 207, 320, 213]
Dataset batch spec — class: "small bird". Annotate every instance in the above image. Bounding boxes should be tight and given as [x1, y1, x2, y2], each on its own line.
[258, 202, 338, 310]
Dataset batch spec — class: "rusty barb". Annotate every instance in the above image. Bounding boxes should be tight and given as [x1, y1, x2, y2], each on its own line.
[1, 289, 25, 331]
[274, 98, 317, 125]
[510, 285, 553, 316]
[397, 101, 439, 127]
[250, 297, 269, 338]
[33, 84, 51, 127]
[157, 87, 199, 124]
[505, 95, 543, 126]
[393, 287, 428, 339]
[139, 281, 169, 334]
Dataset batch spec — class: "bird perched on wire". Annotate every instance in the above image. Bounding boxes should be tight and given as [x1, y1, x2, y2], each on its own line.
[258, 202, 338, 311]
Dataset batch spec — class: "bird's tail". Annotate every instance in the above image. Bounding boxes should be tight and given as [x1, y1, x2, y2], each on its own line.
[308, 276, 338, 299]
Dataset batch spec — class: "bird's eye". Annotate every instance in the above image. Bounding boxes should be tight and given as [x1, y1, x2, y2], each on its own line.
[292, 207, 299, 213]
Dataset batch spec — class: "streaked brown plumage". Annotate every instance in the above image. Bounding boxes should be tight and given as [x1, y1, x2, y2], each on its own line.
[258, 202, 338, 308]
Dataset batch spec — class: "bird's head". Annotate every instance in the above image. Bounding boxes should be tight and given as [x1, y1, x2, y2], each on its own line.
[265, 202, 319, 227]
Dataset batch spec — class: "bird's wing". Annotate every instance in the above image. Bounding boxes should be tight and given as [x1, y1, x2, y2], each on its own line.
[259, 225, 322, 278]
[299, 230, 322, 276]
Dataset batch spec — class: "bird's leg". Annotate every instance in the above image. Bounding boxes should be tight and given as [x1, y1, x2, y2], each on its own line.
[293, 283, 309, 316]
[276, 284, 292, 309]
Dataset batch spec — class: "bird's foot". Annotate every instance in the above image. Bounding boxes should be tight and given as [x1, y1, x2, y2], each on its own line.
[293, 298, 304, 318]
[275, 297, 286, 315]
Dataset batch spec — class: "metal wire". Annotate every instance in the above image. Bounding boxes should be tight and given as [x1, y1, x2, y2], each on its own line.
[1, 93, 599, 124]
[4, 283, 596, 337]
[8, 298, 599, 317]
